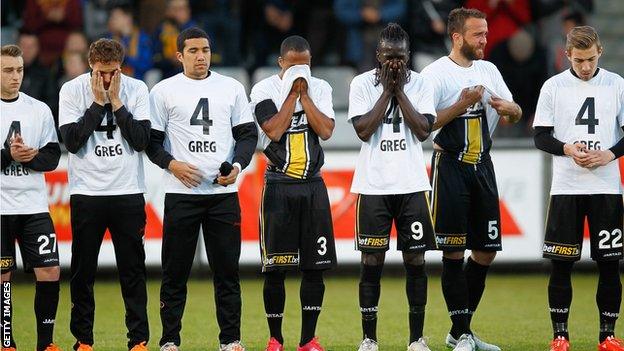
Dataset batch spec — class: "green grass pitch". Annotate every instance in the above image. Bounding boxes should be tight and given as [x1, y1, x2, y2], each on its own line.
[9, 273, 615, 350]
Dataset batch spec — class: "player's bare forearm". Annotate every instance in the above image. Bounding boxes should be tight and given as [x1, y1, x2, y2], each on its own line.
[352, 91, 393, 141]
[502, 102, 522, 123]
[395, 90, 431, 141]
[300, 94, 334, 140]
[260, 93, 297, 141]
[433, 102, 467, 131]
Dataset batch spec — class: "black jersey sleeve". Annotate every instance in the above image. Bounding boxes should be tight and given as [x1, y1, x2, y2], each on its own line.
[145, 128, 175, 169]
[60, 102, 106, 154]
[534, 126, 565, 156]
[232, 122, 258, 170]
[114, 106, 151, 152]
[23, 142, 61, 172]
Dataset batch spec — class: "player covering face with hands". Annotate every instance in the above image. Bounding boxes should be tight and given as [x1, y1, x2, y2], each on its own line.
[348, 23, 437, 351]
[58, 38, 152, 351]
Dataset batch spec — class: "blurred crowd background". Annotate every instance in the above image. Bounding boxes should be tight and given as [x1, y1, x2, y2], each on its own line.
[0, 0, 606, 138]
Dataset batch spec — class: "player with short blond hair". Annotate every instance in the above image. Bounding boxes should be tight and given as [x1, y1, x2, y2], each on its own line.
[534, 26, 624, 351]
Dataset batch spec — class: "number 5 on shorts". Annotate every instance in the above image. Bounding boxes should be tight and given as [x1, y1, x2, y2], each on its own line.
[488, 220, 499, 240]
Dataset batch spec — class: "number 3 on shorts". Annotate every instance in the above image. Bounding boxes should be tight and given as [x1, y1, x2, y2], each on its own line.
[488, 220, 499, 240]
[38, 233, 57, 255]
[317, 236, 327, 255]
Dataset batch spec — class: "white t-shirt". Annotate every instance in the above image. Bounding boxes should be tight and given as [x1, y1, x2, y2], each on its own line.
[1, 93, 58, 214]
[249, 73, 334, 179]
[59, 73, 149, 196]
[347, 69, 436, 195]
[421, 56, 513, 164]
[533, 68, 624, 195]
[150, 72, 254, 194]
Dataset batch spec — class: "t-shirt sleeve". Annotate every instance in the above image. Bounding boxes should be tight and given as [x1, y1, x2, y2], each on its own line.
[533, 81, 554, 128]
[420, 66, 443, 109]
[133, 81, 151, 122]
[149, 87, 168, 132]
[58, 83, 82, 127]
[491, 64, 513, 101]
[316, 81, 335, 120]
[249, 82, 277, 125]
[231, 82, 254, 127]
[414, 77, 437, 117]
[617, 78, 624, 127]
[40, 103, 59, 147]
[347, 76, 370, 121]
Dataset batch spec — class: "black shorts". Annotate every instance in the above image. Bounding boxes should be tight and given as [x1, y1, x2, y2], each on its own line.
[430, 151, 502, 252]
[260, 178, 336, 272]
[544, 194, 624, 261]
[1, 212, 59, 273]
[355, 192, 436, 252]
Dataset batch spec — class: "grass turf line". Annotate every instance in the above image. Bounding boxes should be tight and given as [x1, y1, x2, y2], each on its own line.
[9, 274, 615, 350]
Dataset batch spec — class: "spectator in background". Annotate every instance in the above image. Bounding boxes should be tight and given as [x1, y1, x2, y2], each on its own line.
[107, 4, 153, 80]
[1, 0, 25, 44]
[463, 0, 531, 58]
[408, 0, 460, 71]
[551, 11, 586, 73]
[490, 29, 547, 136]
[251, 0, 299, 71]
[17, 31, 54, 110]
[192, 0, 242, 66]
[298, 0, 338, 66]
[334, 0, 406, 72]
[153, 0, 197, 78]
[57, 51, 89, 87]
[22, 0, 83, 67]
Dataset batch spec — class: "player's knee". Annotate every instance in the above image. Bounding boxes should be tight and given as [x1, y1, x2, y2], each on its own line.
[443, 251, 465, 260]
[597, 260, 621, 285]
[361, 252, 385, 266]
[402, 252, 425, 266]
[472, 250, 496, 265]
[34, 266, 60, 281]
[301, 270, 324, 284]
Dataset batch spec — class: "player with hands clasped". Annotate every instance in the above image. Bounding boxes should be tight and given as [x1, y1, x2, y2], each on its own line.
[1, 44, 62, 351]
[348, 23, 437, 351]
[533, 26, 624, 351]
[421, 7, 522, 351]
[145, 27, 257, 351]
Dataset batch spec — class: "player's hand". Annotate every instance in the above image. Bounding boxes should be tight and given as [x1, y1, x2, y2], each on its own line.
[168, 160, 203, 188]
[9, 134, 38, 162]
[91, 70, 107, 106]
[580, 149, 615, 169]
[107, 69, 123, 111]
[489, 97, 521, 123]
[217, 165, 240, 186]
[380, 61, 393, 94]
[298, 78, 309, 97]
[393, 60, 408, 94]
[564, 142, 590, 166]
[289, 78, 303, 98]
[457, 86, 484, 111]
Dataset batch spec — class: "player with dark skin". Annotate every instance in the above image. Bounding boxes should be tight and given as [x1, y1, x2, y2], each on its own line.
[352, 39, 431, 143]
[260, 49, 334, 142]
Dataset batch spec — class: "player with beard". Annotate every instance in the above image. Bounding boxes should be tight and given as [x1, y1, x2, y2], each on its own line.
[421, 8, 522, 351]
